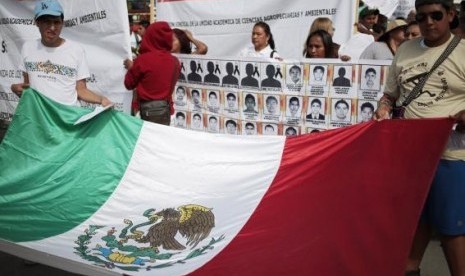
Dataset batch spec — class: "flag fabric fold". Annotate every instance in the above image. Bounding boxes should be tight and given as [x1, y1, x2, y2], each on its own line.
[0, 89, 142, 241]
[0, 89, 453, 276]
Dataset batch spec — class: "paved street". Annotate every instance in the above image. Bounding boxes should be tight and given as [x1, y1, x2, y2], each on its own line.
[421, 240, 450, 276]
[0, 240, 450, 276]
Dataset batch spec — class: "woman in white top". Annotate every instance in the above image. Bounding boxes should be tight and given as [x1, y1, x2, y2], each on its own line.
[360, 19, 407, 60]
[239, 21, 280, 59]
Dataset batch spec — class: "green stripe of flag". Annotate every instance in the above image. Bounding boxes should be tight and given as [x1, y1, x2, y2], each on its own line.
[0, 89, 143, 242]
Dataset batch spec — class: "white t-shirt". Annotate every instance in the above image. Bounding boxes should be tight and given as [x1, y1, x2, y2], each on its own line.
[19, 39, 90, 106]
[239, 44, 280, 59]
[338, 33, 374, 60]
[130, 32, 140, 50]
[359, 41, 394, 60]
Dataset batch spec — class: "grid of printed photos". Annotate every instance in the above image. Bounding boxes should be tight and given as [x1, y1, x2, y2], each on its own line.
[172, 55, 391, 136]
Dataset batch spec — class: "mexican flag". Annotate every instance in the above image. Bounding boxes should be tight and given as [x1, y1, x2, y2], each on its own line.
[0, 89, 453, 276]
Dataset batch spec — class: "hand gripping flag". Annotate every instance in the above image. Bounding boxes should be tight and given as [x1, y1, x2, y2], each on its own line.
[0, 89, 453, 276]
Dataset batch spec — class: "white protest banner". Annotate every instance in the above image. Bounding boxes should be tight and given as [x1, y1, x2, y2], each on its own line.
[363, 0, 400, 19]
[392, 0, 416, 20]
[156, 0, 358, 59]
[0, 0, 132, 120]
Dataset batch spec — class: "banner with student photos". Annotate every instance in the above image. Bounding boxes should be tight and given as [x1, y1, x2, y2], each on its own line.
[172, 55, 391, 136]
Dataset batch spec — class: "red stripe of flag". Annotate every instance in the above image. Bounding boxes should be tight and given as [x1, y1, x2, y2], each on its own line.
[193, 118, 453, 276]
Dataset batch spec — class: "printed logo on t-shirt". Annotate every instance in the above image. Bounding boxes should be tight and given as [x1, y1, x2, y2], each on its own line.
[25, 60, 77, 77]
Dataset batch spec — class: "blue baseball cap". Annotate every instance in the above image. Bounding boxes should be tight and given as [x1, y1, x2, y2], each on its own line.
[34, 0, 64, 20]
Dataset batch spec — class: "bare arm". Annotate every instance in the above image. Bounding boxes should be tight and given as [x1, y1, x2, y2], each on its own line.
[373, 94, 395, 121]
[76, 79, 113, 107]
[123, 58, 133, 70]
[339, 55, 351, 62]
[184, 29, 208, 55]
[10, 72, 30, 97]
[452, 110, 465, 133]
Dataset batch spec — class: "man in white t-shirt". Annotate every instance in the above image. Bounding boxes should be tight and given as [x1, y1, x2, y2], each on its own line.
[11, 0, 112, 107]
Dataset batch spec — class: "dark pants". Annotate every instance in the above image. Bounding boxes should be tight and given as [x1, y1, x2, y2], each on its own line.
[139, 100, 170, 126]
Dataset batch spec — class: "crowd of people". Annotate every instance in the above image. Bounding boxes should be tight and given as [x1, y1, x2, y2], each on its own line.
[3, 0, 465, 275]
[121, 0, 465, 130]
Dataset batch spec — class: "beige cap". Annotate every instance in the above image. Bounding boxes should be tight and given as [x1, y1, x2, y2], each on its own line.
[378, 19, 408, 41]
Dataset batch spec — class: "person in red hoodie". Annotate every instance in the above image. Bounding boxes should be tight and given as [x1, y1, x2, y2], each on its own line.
[124, 21, 180, 125]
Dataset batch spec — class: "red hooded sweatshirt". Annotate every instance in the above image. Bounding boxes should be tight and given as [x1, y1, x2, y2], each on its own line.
[124, 21, 180, 114]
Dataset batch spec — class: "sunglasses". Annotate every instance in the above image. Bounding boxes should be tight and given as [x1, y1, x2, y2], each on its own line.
[415, 11, 444, 22]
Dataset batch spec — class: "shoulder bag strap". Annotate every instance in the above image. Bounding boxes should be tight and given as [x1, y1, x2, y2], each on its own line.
[401, 35, 461, 107]
[385, 41, 395, 56]
[270, 50, 276, 58]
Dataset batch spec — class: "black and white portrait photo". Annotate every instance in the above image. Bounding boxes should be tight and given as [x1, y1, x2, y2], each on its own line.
[332, 66, 352, 87]
[264, 95, 280, 116]
[190, 112, 204, 131]
[243, 122, 257, 136]
[187, 59, 203, 83]
[224, 119, 238, 135]
[189, 88, 202, 111]
[357, 100, 377, 123]
[174, 85, 187, 108]
[261, 63, 283, 90]
[242, 92, 259, 115]
[207, 90, 220, 113]
[221, 61, 240, 88]
[207, 115, 219, 133]
[360, 65, 381, 91]
[331, 98, 351, 122]
[306, 97, 326, 121]
[175, 111, 187, 128]
[263, 123, 278, 136]
[240, 62, 260, 89]
[203, 60, 221, 85]
[309, 65, 328, 85]
[285, 96, 302, 120]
